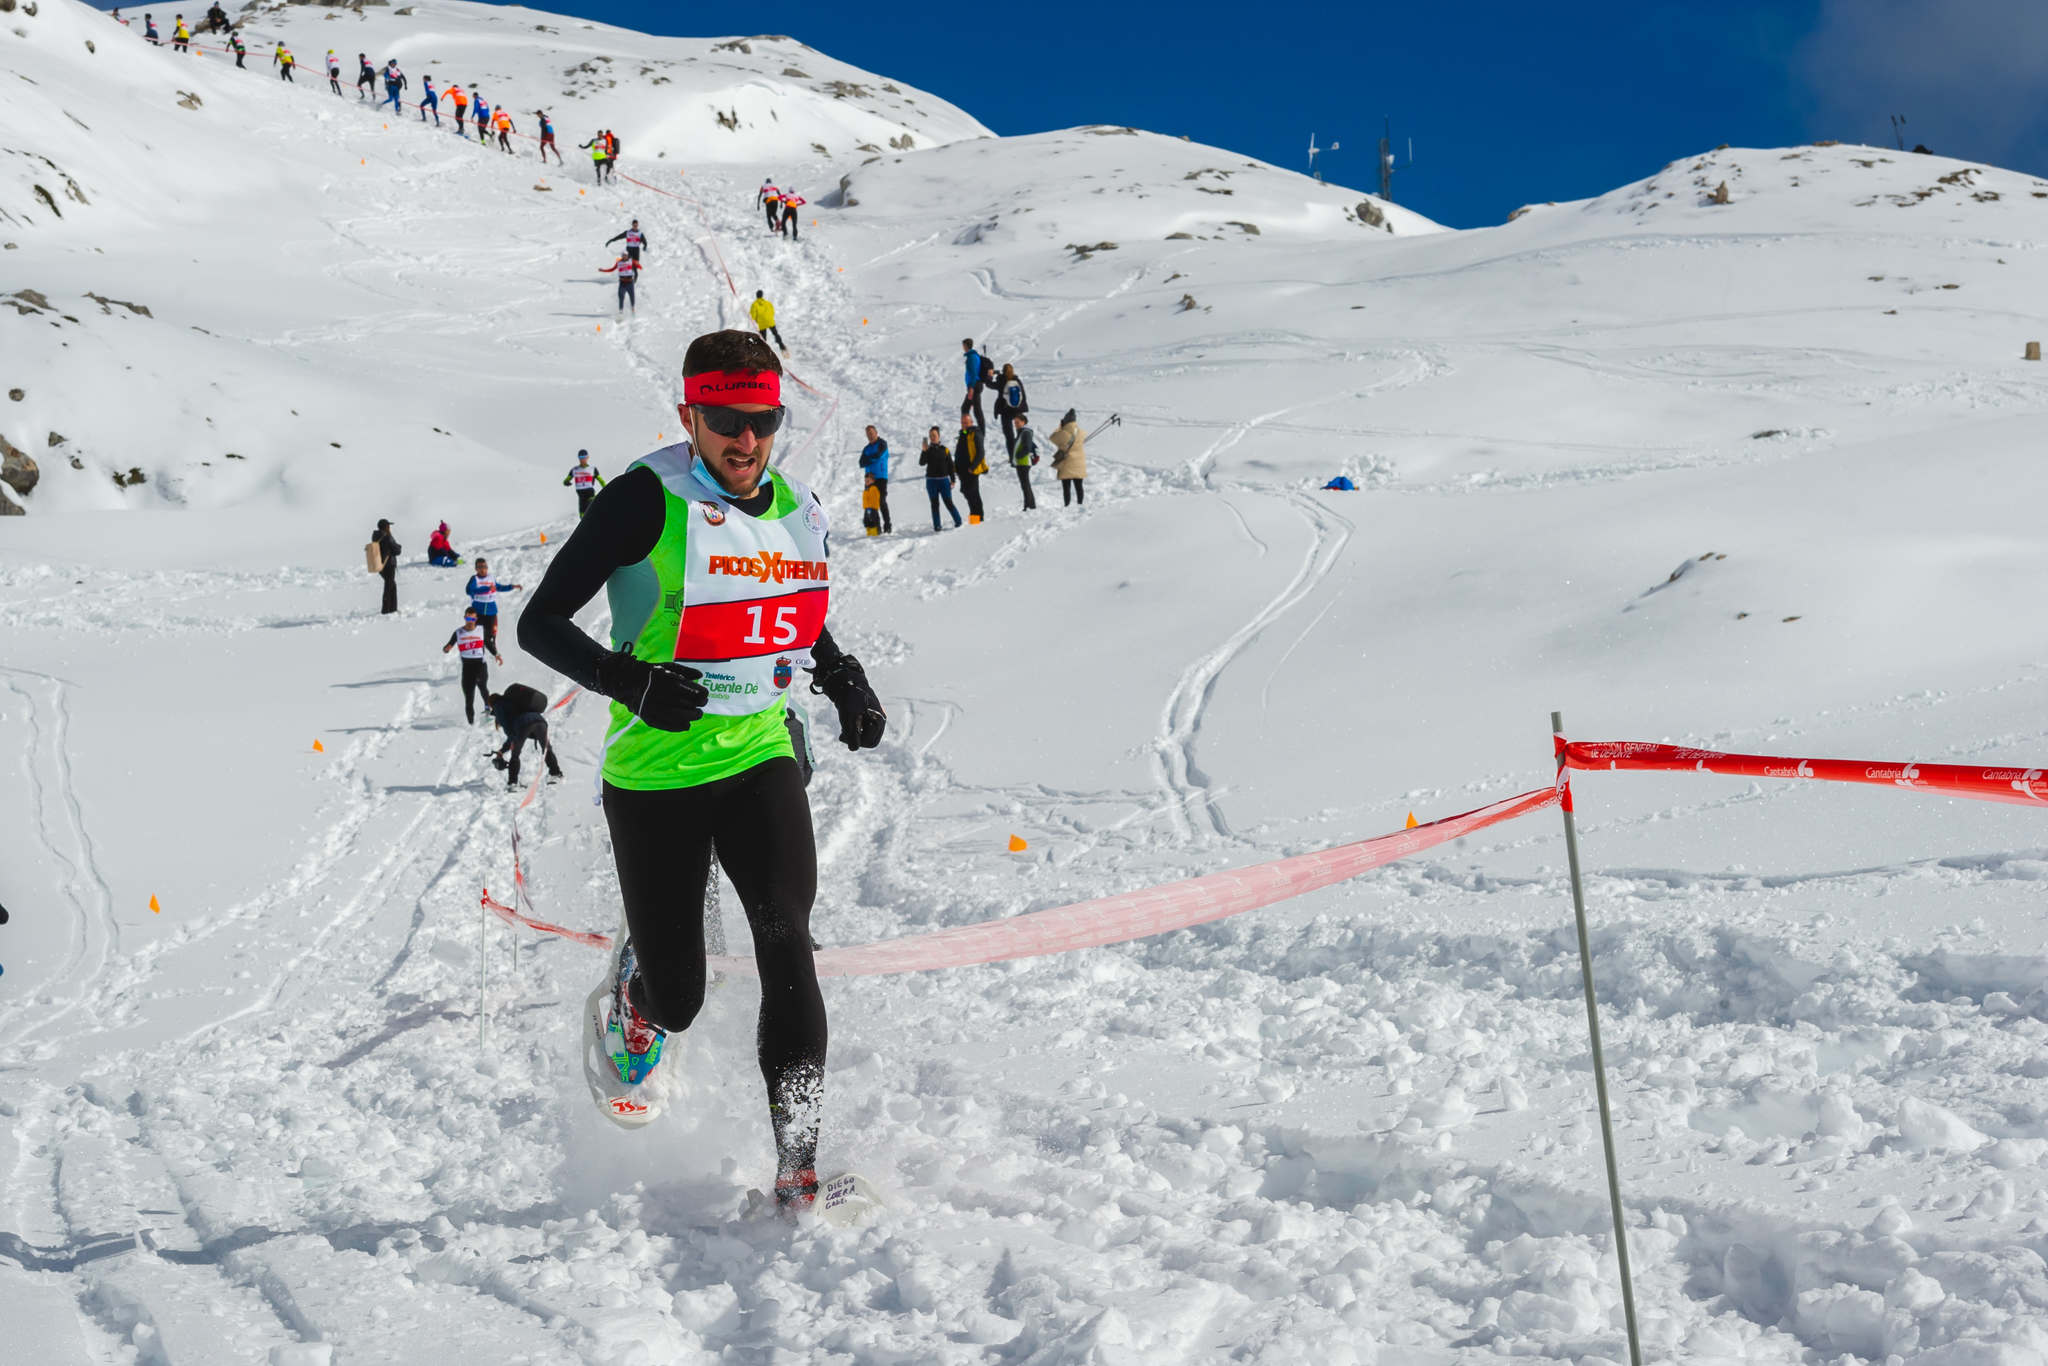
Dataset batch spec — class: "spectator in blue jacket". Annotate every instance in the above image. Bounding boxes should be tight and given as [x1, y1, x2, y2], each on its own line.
[859, 425, 893, 533]
[961, 338, 988, 434]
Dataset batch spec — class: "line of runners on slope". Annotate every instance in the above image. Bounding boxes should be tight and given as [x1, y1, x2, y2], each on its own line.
[115, 10, 616, 177]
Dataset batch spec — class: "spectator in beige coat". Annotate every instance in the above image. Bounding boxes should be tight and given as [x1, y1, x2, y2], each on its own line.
[1049, 409, 1087, 507]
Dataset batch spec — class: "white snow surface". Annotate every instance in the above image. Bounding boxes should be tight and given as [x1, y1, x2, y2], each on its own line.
[7, 0, 2048, 1361]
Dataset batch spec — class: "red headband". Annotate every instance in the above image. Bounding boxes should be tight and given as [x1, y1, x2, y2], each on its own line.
[683, 370, 781, 406]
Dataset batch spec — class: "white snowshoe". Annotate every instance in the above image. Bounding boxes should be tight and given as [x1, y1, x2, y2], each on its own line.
[743, 1172, 885, 1227]
[582, 926, 680, 1128]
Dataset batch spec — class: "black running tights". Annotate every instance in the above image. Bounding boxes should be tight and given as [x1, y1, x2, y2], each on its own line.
[604, 757, 823, 1172]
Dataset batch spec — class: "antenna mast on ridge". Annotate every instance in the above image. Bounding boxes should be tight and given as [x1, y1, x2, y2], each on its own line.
[1378, 117, 1414, 203]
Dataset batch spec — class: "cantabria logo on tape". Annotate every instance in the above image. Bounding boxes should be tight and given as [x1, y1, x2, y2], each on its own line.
[707, 551, 829, 585]
[700, 501, 727, 526]
[773, 657, 794, 690]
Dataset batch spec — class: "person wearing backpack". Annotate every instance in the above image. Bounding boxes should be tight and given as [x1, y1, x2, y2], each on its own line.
[952, 414, 988, 524]
[369, 518, 400, 614]
[487, 683, 562, 788]
[919, 426, 962, 531]
[992, 362, 1029, 457]
[1010, 413, 1040, 511]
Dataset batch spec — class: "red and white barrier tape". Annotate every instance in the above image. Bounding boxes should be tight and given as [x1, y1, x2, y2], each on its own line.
[1563, 741, 2048, 808]
[478, 687, 614, 945]
[709, 786, 1560, 978]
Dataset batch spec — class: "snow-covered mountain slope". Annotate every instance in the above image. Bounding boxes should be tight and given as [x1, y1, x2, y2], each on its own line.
[9, 0, 2048, 1361]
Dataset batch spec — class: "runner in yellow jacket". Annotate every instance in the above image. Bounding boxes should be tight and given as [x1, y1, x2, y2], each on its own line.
[748, 290, 786, 354]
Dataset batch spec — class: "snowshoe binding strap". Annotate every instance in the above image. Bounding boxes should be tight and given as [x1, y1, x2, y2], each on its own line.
[773, 1168, 819, 1211]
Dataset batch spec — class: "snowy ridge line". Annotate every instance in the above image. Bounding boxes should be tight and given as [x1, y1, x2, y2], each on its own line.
[710, 786, 1561, 977]
[1565, 739, 2048, 806]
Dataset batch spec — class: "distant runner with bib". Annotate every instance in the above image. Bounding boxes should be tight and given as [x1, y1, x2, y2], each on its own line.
[441, 605, 502, 724]
[564, 449, 605, 516]
[464, 556, 521, 652]
[518, 330, 887, 1213]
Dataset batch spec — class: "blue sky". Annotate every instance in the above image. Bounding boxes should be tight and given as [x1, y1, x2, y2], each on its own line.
[106, 0, 2044, 227]
[524, 0, 2042, 228]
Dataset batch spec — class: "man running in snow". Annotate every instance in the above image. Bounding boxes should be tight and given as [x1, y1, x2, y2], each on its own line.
[749, 290, 786, 353]
[355, 52, 374, 101]
[229, 29, 246, 67]
[381, 60, 406, 116]
[778, 191, 805, 241]
[581, 133, 611, 183]
[326, 49, 342, 95]
[419, 74, 439, 125]
[518, 328, 887, 1213]
[274, 42, 295, 82]
[448, 83, 468, 133]
[605, 219, 648, 263]
[472, 94, 492, 145]
[171, 15, 189, 52]
[493, 106, 516, 153]
[488, 686, 562, 789]
[564, 450, 604, 516]
[758, 181, 781, 231]
[600, 253, 642, 314]
[536, 109, 561, 164]
[144, 14, 160, 45]
[464, 556, 522, 653]
[442, 606, 502, 724]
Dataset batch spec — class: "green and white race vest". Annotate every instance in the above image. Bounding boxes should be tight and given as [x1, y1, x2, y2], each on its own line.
[602, 443, 830, 790]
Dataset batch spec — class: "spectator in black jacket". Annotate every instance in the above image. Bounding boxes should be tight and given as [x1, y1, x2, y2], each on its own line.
[919, 425, 962, 531]
[373, 519, 400, 614]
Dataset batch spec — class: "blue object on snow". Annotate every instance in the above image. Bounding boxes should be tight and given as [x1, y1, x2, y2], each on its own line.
[1322, 476, 1357, 491]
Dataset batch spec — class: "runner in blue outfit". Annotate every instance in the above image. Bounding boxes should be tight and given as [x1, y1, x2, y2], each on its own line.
[381, 60, 407, 115]
[463, 556, 523, 653]
[419, 75, 439, 125]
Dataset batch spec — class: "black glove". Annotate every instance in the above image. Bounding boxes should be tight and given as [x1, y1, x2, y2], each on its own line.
[811, 653, 885, 750]
[595, 650, 708, 732]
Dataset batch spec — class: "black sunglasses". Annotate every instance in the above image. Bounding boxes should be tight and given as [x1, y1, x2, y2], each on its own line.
[693, 405, 786, 439]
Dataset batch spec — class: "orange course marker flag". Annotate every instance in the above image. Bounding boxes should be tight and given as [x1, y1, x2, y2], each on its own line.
[149, 895, 161, 914]
[313, 739, 325, 753]
[539, 531, 548, 545]
[1405, 812, 1418, 829]
[1008, 835, 1028, 852]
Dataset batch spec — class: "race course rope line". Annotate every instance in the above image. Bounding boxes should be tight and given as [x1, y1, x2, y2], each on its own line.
[1564, 740, 2048, 807]
[714, 786, 1562, 978]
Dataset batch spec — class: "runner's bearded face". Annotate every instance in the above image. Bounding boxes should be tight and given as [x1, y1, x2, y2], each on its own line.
[679, 369, 784, 498]
[688, 405, 779, 497]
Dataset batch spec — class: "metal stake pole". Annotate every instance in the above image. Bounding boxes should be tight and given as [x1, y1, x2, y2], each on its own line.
[479, 897, 489, 1053]
[1552, 711, 1643, 1366]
